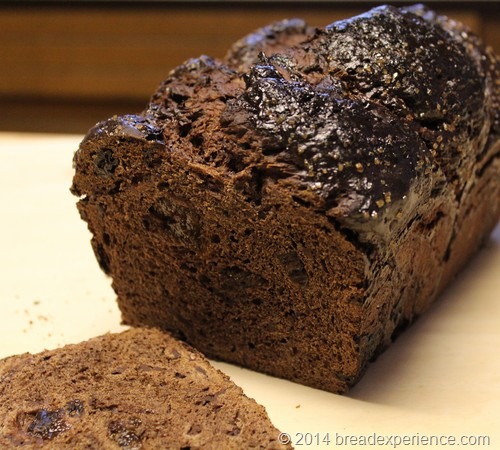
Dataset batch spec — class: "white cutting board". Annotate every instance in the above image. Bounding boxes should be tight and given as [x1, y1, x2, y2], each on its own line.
[1, 133, 499, 449]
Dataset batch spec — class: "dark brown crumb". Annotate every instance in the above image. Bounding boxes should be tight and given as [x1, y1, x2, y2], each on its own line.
[0, 328, 290, 449]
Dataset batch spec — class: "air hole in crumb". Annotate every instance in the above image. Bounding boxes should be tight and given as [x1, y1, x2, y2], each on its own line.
[178, 122, 192, 137]
[187, 424, 202, 435]
[430, 186, 442, 197]
[228, 426, 241, 436]
[292, 195, 312, 208]
[190, 134, 204, 147]
[94, 243, 111, 275]
[170, 92, 189, 104]
[262, 145, 283, 156]
[180, 263, 197, 274]
[227, 157, 245, 173]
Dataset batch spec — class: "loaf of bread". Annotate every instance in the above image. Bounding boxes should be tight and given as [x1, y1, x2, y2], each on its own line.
[71, 5, 500, 393]
[0, 328, 289, 449]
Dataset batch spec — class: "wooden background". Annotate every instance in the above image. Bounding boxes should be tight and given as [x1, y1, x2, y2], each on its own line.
[0, 1, 498, 134]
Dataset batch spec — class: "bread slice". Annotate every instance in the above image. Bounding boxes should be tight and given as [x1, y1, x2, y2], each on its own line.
[0, 328, 289, 449]
[71, 5, 499, 393]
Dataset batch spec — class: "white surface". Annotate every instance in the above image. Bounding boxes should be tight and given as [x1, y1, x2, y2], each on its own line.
[1, 132, 499, 449]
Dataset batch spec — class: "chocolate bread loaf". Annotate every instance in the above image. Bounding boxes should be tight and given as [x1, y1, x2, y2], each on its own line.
[0, 328, 289, 449]
[71, 5, 500, 393]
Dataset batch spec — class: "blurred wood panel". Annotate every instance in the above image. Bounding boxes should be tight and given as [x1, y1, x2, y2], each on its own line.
[0, 5, 362, 101]
[0, 3, 497, 133]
